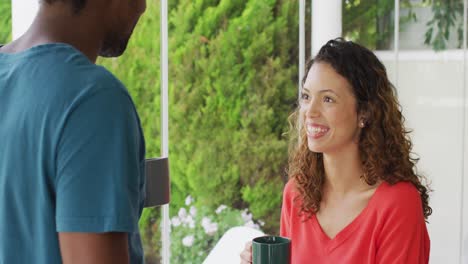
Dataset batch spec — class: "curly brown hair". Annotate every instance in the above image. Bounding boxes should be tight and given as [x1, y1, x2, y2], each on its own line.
[288, 38, 432, 219]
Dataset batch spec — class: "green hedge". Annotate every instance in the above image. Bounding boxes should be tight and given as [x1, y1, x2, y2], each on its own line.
[0, 1, 12, 44]
[166, 0, 298, 234]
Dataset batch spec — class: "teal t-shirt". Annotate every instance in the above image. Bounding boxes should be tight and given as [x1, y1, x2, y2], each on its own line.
[0, 43, 146, 263]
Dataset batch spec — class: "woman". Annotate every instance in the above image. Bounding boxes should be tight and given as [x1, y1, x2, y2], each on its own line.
[240, 38, 431, 263]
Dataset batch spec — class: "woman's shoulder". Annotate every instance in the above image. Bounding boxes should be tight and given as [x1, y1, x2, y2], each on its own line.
[282, 179, 296, 201]
[373, 181, 424, 216]
[378, 181, 420, 197]
[282, 179, 308, 220]
[282, 179, 302, 206]
[284, 179, 295, 193]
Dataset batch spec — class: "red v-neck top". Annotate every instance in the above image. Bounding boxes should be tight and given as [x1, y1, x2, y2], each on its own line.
[280, 180, 430, 264]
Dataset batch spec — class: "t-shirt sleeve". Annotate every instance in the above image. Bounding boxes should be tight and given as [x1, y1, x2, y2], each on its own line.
[55, 86, 145, 233]
[376, 183, 430, 264]
[280, 180, 294, 238]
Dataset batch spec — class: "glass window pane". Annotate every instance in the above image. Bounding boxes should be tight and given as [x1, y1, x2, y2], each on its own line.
[396, 2, 466, 261]
[397, 2, 466, 260]
[399, 0, 464, 50]
[343, 0, 395, 50]
[396, 54, 464, 263]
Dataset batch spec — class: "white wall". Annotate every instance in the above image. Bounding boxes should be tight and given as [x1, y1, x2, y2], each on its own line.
[11, 0, 38, 40]
[377, 50, 468, 264]
[463, 52, 468, 264]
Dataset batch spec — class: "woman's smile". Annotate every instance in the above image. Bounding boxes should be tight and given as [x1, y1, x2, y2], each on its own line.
[306, 123, 330, 139]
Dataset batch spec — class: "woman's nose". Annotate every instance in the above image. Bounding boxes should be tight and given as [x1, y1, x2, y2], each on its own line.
[305, 99, 320, 118]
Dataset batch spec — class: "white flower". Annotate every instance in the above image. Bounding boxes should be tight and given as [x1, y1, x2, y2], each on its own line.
[244, 220, 260, 230]
[201, 217, 218, 236]
[201, 217, 211, 227]
[189, 221, 195, 229]
[171, 216, 181, 227]
[241, 209, 253, 223]
[259, 220, 265, 226]
[185, 215, 195, 229]
[182, 235, 194, 247]
[189, 206, 197, 217]
[215, 204, 228, 214]
[204, 222, 218, 236]
[185, 195, 193, 206]
[178, 208, 187, 219]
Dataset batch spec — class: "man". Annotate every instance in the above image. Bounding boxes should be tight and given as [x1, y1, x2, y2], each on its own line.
[0, 0, 147, 263]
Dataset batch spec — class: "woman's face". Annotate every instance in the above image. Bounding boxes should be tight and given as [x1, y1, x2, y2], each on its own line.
[300, 62, 361, 154]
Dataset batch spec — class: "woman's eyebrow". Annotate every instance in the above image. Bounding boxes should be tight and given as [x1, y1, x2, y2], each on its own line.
[317, 89, 341, 98]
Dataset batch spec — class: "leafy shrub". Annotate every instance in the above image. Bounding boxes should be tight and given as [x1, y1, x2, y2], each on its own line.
[0, 1, 12, 43]
[168, 0, 298, 235]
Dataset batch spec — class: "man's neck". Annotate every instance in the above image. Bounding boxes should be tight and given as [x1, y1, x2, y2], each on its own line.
[5, 5, 103, 63]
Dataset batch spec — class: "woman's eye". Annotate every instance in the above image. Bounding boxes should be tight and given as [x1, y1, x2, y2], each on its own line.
[323, 96, 334, 103]
[301, 93, 309, 100]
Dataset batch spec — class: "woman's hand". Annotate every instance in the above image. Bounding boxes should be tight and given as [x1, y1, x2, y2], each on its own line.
[240, 241, 252, 264]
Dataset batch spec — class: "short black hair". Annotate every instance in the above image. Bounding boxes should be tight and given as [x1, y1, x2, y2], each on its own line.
[42, 0, 87, 13]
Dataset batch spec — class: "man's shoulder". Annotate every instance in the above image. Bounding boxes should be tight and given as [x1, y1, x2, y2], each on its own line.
[53, 54, 123, 89]
[38, 49, 128, 101]
[24, 44, 125, 92]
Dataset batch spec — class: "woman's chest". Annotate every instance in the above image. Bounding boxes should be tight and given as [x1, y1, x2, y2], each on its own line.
[289, 212, 381, 264]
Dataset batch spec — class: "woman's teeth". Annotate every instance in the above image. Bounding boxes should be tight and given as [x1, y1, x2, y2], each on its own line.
[307, 126, 328, 133]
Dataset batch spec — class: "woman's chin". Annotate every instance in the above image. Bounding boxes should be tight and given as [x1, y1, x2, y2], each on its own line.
[307, 143, 325, 153]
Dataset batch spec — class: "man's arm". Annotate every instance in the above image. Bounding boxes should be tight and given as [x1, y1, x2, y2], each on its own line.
[55, 85, 145, 263]
[59, 232, 129, 264]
